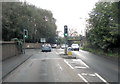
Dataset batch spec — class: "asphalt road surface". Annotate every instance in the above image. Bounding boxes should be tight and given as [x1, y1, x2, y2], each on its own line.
[3, 49, 119, 83]
[71, 50, 119, 82]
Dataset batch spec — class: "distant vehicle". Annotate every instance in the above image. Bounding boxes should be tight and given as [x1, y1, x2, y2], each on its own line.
[48, 44, 51, 48]
[61, 44, 68, 49]
[41, 43, 51, 52]
[52, 44, 57, 48]
[71, 44, 79, 51]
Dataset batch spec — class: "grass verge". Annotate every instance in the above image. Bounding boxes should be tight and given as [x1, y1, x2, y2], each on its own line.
[81, 46, 119, 59]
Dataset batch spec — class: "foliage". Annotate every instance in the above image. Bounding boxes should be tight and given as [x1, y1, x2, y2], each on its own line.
[11, 38, 23, 53]
[86, 2, 120, 53]
[2, 1, 57, 43]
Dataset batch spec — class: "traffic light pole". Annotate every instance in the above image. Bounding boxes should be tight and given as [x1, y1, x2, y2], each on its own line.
[23, 29, 25, 54]
[64, 25, 68, 55]
[65, 37, 68, 55]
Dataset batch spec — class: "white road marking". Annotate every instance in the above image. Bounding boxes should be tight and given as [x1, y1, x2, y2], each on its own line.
[78, 74, 89, 84]
[58, 64, 63, 71]
[95, 73, 109, 84]
[75, 66, 87, 69]
[72, 59, 89, 68]
[88, 74, 96, 77]
[78, 59, 89, 68]
[72, 59, 80, 61]
[64, 60, 74, 69]
[81, 73, 96, 77]
[81, 73, 88, 76]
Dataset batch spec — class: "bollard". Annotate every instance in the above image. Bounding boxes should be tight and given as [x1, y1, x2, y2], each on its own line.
[68, 47, 71, 56]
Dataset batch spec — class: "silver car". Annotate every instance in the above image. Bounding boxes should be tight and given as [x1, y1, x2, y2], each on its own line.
[41, 44, 51, 52]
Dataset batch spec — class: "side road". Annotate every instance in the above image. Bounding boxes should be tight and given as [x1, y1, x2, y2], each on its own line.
[2, 49, 39, 80]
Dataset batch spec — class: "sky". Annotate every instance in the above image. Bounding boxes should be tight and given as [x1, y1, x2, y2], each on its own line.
[21, 0, 99, 36]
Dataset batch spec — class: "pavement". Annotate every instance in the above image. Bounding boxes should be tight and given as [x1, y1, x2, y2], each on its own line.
[2, 49, 38, 80]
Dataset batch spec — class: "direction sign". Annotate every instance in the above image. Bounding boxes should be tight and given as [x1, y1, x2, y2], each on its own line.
[40, 38, 46, 42]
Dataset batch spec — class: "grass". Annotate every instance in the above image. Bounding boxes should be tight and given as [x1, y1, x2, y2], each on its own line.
[81, 46, 119, 59]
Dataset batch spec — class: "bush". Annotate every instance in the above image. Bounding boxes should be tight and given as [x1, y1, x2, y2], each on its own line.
[11, 38, 23, 53]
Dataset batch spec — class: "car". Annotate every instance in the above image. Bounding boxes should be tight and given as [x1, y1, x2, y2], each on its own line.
[61, 44, 68, 49]
[51, 44, 57, 48]
[71, 44, 79, 51]
[41, 43, 51, 52]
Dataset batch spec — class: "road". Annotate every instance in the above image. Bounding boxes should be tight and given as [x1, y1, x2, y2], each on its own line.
[2, 48, 119, 83]
[71, 50, 119, 82]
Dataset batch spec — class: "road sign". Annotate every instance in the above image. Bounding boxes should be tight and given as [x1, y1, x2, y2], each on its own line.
[41, 38, 46, 42]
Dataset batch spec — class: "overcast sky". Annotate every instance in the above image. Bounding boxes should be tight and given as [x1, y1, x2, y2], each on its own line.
[21, 0, 99, 36]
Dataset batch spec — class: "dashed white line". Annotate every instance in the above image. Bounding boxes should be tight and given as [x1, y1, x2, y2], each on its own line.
[78, 74, 89, 84]
[64, 60, 74, 69]
[95, 73, 109, 84]
[58, 64, 63, 71]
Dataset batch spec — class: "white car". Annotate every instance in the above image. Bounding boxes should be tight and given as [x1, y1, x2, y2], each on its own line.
[52, 44, 57, 48]
[71, 44, 79, 51]
[61, 44, 68, 49]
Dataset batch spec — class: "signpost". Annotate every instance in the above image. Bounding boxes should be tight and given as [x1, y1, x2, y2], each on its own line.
[40, 38, 46, 43]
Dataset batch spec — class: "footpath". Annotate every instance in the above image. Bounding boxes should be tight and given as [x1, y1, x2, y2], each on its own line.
[1, 49, 37, 81]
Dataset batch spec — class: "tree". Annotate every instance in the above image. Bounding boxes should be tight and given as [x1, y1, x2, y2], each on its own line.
[86, 2, 120, 52]
[2, 1, 57, 43]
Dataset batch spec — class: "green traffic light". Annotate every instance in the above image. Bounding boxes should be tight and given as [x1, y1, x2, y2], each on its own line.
[64, 33, 68, 36]
[24, 35, 27, 38]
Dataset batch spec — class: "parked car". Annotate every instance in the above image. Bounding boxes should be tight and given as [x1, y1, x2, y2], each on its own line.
[61, 44, 68, 49]
[41, 43, 51, 52]
[71, 44, 79, 51]
[51, 44, 57, 48]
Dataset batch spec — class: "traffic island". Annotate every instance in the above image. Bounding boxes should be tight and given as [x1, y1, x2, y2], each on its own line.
[59, 54, 76, 59]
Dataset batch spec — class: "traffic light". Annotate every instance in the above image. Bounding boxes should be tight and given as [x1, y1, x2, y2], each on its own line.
[64, 25, 68, 37]
[24, 29, 28, 38]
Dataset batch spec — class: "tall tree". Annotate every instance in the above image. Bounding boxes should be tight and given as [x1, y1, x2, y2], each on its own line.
[86, 2, 120, 52]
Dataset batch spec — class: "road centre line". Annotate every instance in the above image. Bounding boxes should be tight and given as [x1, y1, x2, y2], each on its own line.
[78, 74, 89, 84]
[95, 73, 109, 84]
[64, 60, 74, 69]
[57, 64, 63, 71]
